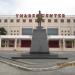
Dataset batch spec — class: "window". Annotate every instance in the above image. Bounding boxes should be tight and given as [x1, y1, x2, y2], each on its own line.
[17, 30, 19, 32]
[10, 19, 14, 23]
[65, 34, 66, 35]
[47, 28, 58, 35]
[4, 19, 7, 23]
[61, 19, 64, 23]
[22, 28, 32, 35]
[61, 34, 63, 35]
[29, 19, 32, 22]
[11, 33, 13, 35]
[68, 30, 70, 32]
[17, 33, 19, 35]
[11, 30, 13, 32]
[74, 31, 75, 35]
[9, 40, 14, 47]
[42, 19, 45, 22]
[68, 34, 70, 35]
[48, 19, 51, 22]
[67, 19, 70, 23]
[14, 34, 16, 35]
[48, 40, 59, 48]
[14, 30, 16, 32]
[16, 19, 20, 22]
[1, 40, 5, 47]
[35, 19, 37, 22]
[23, 19, 26, 22]
[1, 39, 8, 47]
[28, 14, 31, 17]
[0, 19, 1, 22]
[65, 30, 66, 32]
[65, 40, 72, 48]
[61, 30, 63, 32]
[32, 14, 35, 17]
[73, 19, 75, 23]
[21, 40, 31, 47]
[54, 19, 58, 23]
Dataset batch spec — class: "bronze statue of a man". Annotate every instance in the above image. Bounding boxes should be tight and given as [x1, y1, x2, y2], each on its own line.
[36, 10, 44, 27]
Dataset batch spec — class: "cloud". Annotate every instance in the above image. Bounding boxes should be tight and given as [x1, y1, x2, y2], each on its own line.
[15, 0, 75, 15]
[0, 0, 16, 15]
[0, 0, 75, 15]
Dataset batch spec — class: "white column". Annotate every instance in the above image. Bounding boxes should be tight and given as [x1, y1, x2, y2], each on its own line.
[0, 37, 1, 48]
[72, 40, 74, 48]
[17, 39, 21, 47]
[58, 21, 61, 35]
[72, 40, 73, 48]
[59, 39, 63, 50]
[7, 39, 9, 47]
[59, 40, 61, 48]
[19, 39, 21, 47]
[20, 26, 22, 35]
[63, 39, 65, 51]
[15, 38, 17, 50]
[74, 40, 75, 48]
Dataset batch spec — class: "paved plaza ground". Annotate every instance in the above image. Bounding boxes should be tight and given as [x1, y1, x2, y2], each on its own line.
[0, 51, 75, 75]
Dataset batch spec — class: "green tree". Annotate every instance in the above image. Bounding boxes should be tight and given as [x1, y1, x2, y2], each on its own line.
[0, 27, 7, 35]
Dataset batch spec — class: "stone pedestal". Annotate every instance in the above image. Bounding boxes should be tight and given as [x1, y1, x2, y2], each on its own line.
[30, 26, 49, 54]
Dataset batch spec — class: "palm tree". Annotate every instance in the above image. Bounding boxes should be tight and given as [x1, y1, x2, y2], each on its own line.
[0, 27, 7, 35]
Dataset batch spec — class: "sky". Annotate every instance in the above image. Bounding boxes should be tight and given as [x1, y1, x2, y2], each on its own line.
[0, 0, 75, 15]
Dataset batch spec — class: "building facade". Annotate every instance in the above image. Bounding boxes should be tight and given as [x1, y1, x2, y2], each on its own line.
[0, 14, 75, 51]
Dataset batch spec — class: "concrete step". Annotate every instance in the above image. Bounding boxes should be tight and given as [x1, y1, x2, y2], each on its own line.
[12, 54, 68, 59]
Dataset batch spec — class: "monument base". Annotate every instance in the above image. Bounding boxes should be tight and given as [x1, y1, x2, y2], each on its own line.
[30, 52, 49, 54]
[30, 28, 49, 54]
[11, 53, 68, 59]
